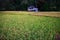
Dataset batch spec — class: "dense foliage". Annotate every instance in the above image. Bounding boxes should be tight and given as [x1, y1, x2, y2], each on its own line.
[0, 0, 59, 11]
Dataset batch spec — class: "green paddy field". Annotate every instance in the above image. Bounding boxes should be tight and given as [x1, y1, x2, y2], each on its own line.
[0, 12, 60, 40]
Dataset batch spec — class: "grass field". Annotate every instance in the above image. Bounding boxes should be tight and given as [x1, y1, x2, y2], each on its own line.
[0, 12, 60, 40]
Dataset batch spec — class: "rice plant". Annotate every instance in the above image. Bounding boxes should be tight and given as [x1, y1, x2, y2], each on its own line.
[0, 13, 60, 40]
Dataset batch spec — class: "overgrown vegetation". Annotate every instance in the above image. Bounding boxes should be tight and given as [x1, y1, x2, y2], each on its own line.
[0, 13, 60, 40]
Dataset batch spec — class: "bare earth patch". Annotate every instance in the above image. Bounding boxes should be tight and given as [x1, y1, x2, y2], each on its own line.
[55, 32, 60, 40]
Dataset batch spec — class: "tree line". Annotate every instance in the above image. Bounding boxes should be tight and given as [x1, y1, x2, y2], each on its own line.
[0, 0, 60, 11]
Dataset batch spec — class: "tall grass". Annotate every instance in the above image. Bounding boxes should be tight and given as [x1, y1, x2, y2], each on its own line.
[0, 14, 60, 40]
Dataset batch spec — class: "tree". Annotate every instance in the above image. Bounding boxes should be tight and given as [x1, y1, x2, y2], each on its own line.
[0, 0, 59, 11]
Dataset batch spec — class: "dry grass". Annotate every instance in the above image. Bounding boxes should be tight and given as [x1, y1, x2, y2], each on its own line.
[1, 11, 60, 17]
[31, 12, 60, 17]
